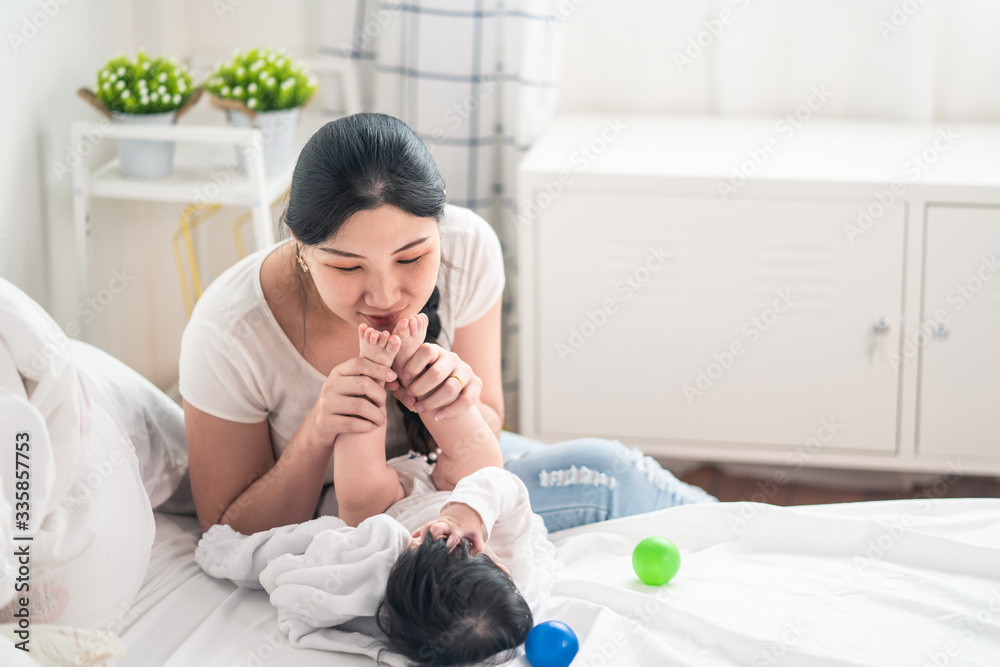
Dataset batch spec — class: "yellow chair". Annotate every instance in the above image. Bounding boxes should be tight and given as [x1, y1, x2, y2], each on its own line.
[172, 187, 290, 317]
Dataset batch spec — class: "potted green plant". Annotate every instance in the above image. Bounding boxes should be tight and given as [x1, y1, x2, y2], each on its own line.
[78, 50, 201, 179]
[205, 47, 318, 176]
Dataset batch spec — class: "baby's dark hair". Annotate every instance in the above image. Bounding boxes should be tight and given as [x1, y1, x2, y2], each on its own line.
[375, 537, 533, 666]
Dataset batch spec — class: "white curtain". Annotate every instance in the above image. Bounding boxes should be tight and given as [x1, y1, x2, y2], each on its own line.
[319, 0, 563, 432]
[557, 0, 1000, 122]
[707, 0, 1000, 121]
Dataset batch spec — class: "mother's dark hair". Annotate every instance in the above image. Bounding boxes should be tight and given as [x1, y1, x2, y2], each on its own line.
[282, 112, 450, 457]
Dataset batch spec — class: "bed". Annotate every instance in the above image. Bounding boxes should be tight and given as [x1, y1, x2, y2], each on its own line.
[117, 496, 1000, 666]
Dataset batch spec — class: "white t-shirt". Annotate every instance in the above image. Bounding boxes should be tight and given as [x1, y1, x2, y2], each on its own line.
[178, 205, 505, 484]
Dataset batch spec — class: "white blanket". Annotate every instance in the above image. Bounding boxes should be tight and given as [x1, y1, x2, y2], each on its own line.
[549, 497, 1000, 666]
[195, 467, 560, 665]
[197, 514, 412, 664]
[126, 497, 1000, 666]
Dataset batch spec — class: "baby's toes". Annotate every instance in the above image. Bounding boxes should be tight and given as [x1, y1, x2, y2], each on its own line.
[415, 313, 428, 335]
[386, 334, 402, 356]
[394, 317, 411, 341]
[407, 313, 427, 342]
[358, 325, 372, 346]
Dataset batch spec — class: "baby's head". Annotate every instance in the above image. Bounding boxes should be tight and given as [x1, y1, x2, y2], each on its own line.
[376, 536, 533, 666]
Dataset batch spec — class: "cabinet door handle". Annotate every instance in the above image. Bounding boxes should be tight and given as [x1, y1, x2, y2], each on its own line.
[872, 317, 891, 335]
[931, 322, 950, 340]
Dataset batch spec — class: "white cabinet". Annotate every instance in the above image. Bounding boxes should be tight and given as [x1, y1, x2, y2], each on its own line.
[536, 193, 903, 454]
[518, 115, 1000, 475]
[919, 206, 1000, 461]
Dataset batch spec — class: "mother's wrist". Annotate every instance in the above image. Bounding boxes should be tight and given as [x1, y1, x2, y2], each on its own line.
[301, 403, 336, 451]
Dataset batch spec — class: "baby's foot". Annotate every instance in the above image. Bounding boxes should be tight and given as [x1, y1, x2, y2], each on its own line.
[392, 313, 428, 378]
[358, 323, 401, 368]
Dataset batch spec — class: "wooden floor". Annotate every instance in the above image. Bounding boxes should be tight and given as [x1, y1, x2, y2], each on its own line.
[678, 463, 1000, 506]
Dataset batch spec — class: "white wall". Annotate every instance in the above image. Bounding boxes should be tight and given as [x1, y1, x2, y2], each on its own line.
[0, 0, 135, 308]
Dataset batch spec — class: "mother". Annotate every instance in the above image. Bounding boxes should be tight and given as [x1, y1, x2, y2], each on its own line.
[180, 113, 715, 535]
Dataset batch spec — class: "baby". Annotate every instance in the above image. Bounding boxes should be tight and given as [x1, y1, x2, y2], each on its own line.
[340, 315, 542, 664]
[196, 460, 558, 667]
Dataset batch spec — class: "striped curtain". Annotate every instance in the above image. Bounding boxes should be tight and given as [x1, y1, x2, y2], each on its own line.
[319, 0, 564, 432]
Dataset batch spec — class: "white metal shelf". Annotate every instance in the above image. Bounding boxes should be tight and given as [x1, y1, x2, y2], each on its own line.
[87, 155, 294, 207]
[70, 119, 295, 341]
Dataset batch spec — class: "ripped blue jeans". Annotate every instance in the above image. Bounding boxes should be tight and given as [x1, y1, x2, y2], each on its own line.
[499, 431, 718, 534]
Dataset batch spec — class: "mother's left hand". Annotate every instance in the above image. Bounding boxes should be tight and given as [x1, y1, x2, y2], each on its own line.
[385, 343, 481, 422]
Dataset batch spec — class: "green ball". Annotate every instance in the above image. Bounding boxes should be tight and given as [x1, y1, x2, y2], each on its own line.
[632, 537, 681, 586]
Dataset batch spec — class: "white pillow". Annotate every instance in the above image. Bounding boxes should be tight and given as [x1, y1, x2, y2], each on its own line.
[67, 340, 188, 509]
[0, 388, 155, 632]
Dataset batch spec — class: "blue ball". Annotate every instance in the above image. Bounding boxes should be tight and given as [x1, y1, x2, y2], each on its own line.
[524, 620, 579, 667]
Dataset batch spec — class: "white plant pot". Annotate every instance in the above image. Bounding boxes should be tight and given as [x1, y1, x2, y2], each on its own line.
[111, 111, 178, 179]
[225, 107, 300, 178]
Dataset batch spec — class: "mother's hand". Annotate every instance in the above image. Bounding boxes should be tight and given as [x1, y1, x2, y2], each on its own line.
[385, 343, 480, 422]
[308, 357, 398, 448]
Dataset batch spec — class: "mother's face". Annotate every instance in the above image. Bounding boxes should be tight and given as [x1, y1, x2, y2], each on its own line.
[301, 205, 441, 332]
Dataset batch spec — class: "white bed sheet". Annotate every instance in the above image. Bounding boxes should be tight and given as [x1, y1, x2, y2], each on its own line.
[119, 498, 1000, 666]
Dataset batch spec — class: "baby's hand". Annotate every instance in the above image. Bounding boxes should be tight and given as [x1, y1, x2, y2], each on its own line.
[412, 502, 485, 553]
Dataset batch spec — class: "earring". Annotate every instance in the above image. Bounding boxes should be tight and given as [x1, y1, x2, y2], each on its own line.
[296, 246, 309, 273]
